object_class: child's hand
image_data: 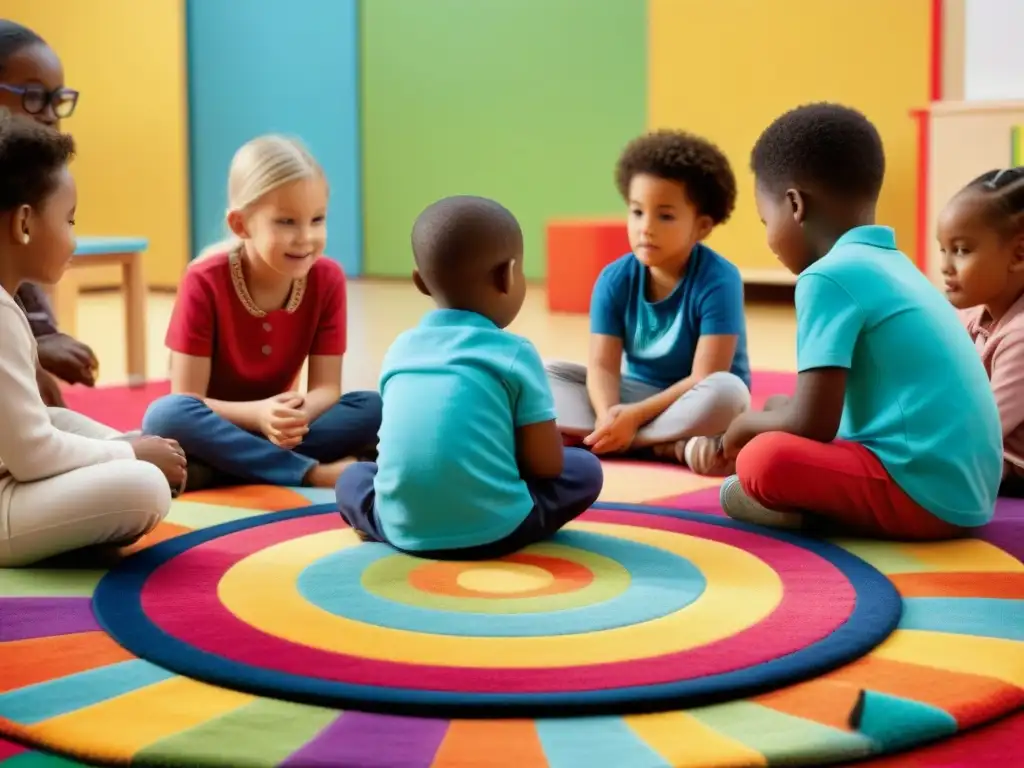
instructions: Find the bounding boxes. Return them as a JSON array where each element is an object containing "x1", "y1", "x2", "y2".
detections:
[
  {"x1": 584, "y1": 404, "x2": 641, "y2": 455},
  {"x1": 722, "y1": 414, "x2": 757, "y2": 460},
  {"x1": 131, "y1": 436, "x2": 187, "y2": 491},
  {"x1": 259, "y1": 392, "x2": 309, "y2": 449}
]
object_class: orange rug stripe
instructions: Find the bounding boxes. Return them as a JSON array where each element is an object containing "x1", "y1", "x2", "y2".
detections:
[
  {"x1": 889, "y1": 571, "x2": 1024, "y2": 598},
  {"x1": 430, "y1": 720, "x2": 546, "y2": 767},
  {"x1": 755, "y1": 679, "x2": 863, "y2": 731},
  {"x1": 179, "y1": 485, "x2": 311, "y2": 511},
  {"x1": 121, "y1": 522, "x2": 192, "y2": 555},
  {"x1": 821, "y1": 657, "x2": 1024, "y2": 727},
  {"x1": 0, "y1": 633, "x2": 135, "y2": 693}
]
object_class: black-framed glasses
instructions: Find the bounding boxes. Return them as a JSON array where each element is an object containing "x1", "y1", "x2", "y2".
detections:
[{"x1": 0, "y1": 84, "x2": 78, "y2": 119}]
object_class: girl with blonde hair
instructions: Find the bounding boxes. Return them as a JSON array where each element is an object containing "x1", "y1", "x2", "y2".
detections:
[{"x1": 142, "y1": 135, "x2": 381, "y2": 489}]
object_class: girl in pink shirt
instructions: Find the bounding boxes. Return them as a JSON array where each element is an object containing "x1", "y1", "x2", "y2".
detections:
[{"x1": 938, "y1": 167, "x2": 1024, "y2": 494}]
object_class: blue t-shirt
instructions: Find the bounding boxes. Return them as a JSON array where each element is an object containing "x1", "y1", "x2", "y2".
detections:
[
  {"x1": 796, "y1": 226, "x2": 1002, "y2": 527},
  {"x1": 590, "y1": 245, "x2": 751, "y2": 390},
  {"x1": 373, "y1": 309, "x2": 557, "y2": 551}
]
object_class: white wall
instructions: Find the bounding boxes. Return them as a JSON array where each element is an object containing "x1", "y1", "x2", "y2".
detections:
[{"x1": 964, "y1": 0, "x2": 1024, "y2": 100}]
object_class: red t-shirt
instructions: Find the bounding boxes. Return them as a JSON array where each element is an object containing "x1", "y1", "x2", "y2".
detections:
[{"x1": 165, "y1": 252, "x2": 347, "y2": 402}]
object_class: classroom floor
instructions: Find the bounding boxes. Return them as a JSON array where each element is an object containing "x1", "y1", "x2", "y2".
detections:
[{"x1": 76, "y1": 280, "x2": 799, "y2": 389}]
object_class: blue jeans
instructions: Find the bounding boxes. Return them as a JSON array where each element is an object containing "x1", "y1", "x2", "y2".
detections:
[
  {"x1": 142, "y1": 392, "x2": 382, "y2": 487},
  {"x1": 335, "y1": 447, "x2": 604, "y2": 559}
]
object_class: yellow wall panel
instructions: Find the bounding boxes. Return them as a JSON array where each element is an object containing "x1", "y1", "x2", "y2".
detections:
[
  {"x1": 3, "y1": 0, "x2": 190, "y2": 289},
  {"x1": 649, "y1": 0, "x2": 931, "y2": 278}
]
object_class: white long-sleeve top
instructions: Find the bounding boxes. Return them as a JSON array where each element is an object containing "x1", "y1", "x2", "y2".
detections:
[{"x1": 0, "y1": 285, "x2": 133, "y2": 483}]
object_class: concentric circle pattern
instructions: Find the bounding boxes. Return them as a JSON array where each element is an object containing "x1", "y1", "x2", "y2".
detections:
[
  {"x1": 1, "y1": 471, "x2": 1023, "y2": 768},
  {"x1": 92, "y1": 502, "x2": 901, "y2": 716}
]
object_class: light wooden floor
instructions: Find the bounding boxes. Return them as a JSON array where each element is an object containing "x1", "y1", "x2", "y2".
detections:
[{"x1": 75, "y1": 280, "x2": 798, "y2": 390}]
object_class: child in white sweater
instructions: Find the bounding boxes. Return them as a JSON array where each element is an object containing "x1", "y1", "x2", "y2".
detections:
[{"x1": 0, "y1": 113, "x2": 185, "y2": 566}]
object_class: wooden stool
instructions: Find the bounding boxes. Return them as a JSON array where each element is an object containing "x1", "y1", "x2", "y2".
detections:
[
  {"x1": 546, "y1": 218, "x2": 630, "y2": 314},
  {"x1": 50, "y1": 237, "x2": 149, "y2": 387}
]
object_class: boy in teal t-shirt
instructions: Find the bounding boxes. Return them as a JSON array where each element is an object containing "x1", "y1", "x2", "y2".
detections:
[
  {"x1": 717, "y1": 103, "x2": 1001, "y2": 540},
  {"x1": 334, "y1": 196, "x2": 603, "y2": 556}
]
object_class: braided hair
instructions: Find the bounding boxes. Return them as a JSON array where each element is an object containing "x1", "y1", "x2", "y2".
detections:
[{"x1": 961, "y1": 168, "x2": 1024, "y2": 235}]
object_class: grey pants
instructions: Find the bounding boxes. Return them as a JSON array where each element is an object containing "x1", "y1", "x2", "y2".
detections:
[{"x1": 544, "y1": 361, "x2": 751, "y2": 447}]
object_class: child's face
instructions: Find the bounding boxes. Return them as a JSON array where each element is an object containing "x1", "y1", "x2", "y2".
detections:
[
  {"x1": 0, "y1": 43, "x2": 72, "y2": 130},
  {"x1": 754, "y1": 181, "x2": 812, "y2": 274},
  {"x1": 8, "y1": 167, "x2": 77, "y2": 285},
  {"x1": 937, "y1": 193, "x2": 1024, "y2": 310},
  {"x1": 627, "y1": 174, "x2": 711, "y2": 270},
  {"x1": 231, "y1": 176, "x2": 328, "y2": 280}
]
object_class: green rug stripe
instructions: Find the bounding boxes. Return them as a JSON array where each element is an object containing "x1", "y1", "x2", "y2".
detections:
[
  {"x1": 0, "y1": 570, "x2": 102, "y2": 598},
  {"x1": 828, "y1": 539, "x2": 930, "y2": 574},
  {"x1": 0, "y1": 752, "x2": 86, "y2": 767},
  {"x1": 166, "y1": 501, "x2": 268, "y2": 530},
  {"x1": 691, "y1": 702, "x2": 875, "y2": 764},
  {"x1": 134, "y1": 699, "x2": 340, "y2": 767}
]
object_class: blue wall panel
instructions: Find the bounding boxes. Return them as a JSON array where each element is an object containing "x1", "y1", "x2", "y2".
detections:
[{"x1": 186, "y1": 0, "x2": 362, "y2": 275}]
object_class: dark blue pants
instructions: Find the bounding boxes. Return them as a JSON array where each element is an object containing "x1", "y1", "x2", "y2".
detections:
[
  {"x1": 335, "y1": 447, "x2": 604, "y2": 559},
  {"x1": 142, "y1": 392, "x2": 382, "y2": 487}
]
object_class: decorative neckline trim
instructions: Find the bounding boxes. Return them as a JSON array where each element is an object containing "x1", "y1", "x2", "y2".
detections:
[{"x1": 228, "y1": 247, "x2": 306, "y2": 317}]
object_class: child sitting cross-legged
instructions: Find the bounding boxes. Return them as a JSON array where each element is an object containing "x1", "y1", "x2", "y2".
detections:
[
  {"x1": 545, "y1": 130, "x2": 751, "y2": 476},
  {"x1": 335, "y1": 196, "x2": 604, "y2": 558},
  {"x1": 718, "y1": 103, "x2": 1002, "y2": 540}
]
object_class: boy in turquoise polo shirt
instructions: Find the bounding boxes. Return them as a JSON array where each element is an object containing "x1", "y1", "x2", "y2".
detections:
[
  {"x1": 335, "y1": 196, "x2": 603, "y2": 556},
  {"x1": 718, "y1": 103, "x2": 1001, "y2": 540}
]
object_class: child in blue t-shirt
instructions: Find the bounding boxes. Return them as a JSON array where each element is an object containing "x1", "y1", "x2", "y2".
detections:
[
  {"x1": 718, "y1": 103, "x2": 1002, "y2": 540},
  {"x1": 545, "y1": 130, "x2": 751, "y2": 477},
  {"x1": 334, "y1": 196, "x2": 603, "y2": 557}
]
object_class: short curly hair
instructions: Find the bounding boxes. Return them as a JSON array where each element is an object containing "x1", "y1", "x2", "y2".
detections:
[
  {"x1": 750, "y1": 103, "x2": 885, "y2": 200},
  {"x1": 615, "y1": 130, "x2": 737, "y2": 225},
  {"x1": 0, "y1": 111, "x2": 75, "y2": 212}
]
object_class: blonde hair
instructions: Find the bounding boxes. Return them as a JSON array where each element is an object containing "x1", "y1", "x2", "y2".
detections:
[{"x1": 195, "y1": 134, "x2": 324, "y2": 262}]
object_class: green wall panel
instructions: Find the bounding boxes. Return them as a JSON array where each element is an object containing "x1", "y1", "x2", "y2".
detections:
[{"x1": 361, "y1": 0, "x2": 647, "y2": 279}]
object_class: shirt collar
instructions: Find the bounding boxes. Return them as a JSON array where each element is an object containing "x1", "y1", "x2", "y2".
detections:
[
  {"x1": 830, "y1": 225, "x2": 898, "y2": 252},
  {"x1": 419, "y1": 308, "x2": 498, "y2": 329}
]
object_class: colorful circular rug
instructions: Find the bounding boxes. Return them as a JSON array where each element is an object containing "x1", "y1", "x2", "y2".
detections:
[
  {"x1": 0, "y1": 472, "x2": 1022, "y2": 767},
  {"x1": 91, "y1": 503, "x2": 900, "y2": 717}
]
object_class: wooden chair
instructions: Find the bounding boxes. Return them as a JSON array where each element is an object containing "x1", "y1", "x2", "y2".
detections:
[{"x1": 49, "y1": 236, "x2": 149, "y2": 387}]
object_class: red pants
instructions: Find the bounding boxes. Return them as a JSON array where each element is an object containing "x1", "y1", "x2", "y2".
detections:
[{"x1": 736, "y1": 432, "x2": 964, "y2": 541}]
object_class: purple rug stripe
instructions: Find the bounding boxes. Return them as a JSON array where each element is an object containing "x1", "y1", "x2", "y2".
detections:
[
  {"x1": 0, "y1": 597, "x2": 98, "y2": 642},
  {"x1": 282, "y1": 712, "x2": 448, "y2": 767},
  {"x1": 995, "y1": 497, "x2": 1024, "y2": 520},
  {"x1": 979, "y1": 519, "x2": 1024, "y2": 563}
]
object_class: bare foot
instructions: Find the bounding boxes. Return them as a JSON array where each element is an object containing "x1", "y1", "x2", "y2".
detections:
[{"x1": 304, "y1": 458, "x2": 355, "y2": 488}]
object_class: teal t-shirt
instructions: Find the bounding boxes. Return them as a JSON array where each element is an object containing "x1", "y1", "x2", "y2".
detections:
[
  {"x1": 796, "y1": 226, "x2": 1002, "y2": 527},
  {"x1": 373, "y1": 309, "x2": 557, "y2": 550}
]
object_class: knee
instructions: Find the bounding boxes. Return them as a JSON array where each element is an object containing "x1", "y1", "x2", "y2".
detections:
[
  {"x1": 543, "y1": 359, "x2": 584, "y2": 382},
  {"x1": 342, "y1": 391, "x2": 383, "y2": 433},
  {"x1": 735, "y1": 432, "x2": 801, "y2": 493},
  {"x1": 565, "y1": 447, "x2": 604, "y2": 492},
  {"x1": 703, "y1": 372, "x2": 752, "y2": 415},
  {"x1": 142, "y1": 394, "x2": 206, "y2": 440},
  {"x1": 112, "y1": 461, "x2": 173, "y2": 532}
]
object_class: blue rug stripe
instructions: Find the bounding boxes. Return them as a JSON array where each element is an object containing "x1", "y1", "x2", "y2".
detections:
[
  {"x1": 899, "y1": 598, "x2": 1024, "y2": 641},
  {"x1": 91, "y1": 502, "x2": 903, "y2": 717},
  {"x1": 853, "y1": 691, "x2": 959, "y2": 752},
  {"x1": 535, "y1": 717, "x2": 670, "y2": 768},
  {"x1": 0, "y1": 660, "x2": 174, "y2": 725},
  {"x1": 298, "y1": 529, "x2": 705, "y2": 637}
]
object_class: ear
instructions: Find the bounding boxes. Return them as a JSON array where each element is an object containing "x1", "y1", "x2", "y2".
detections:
[
  {"x1": 494, "y1": 259, "x2": 515, "y2": 295},
  {"x1": 693, "y1": 214, "x2": 714, "y2": 242},
  {"x1": 785, "y1": 189, "x2": 807, "y2": 225},
  {"x1": 1010, "y1": 233, "x2": 1024, "y2": 273},
  {"x1": 9, "y1": 204, "x2": 31, "y2": 245},
  {"x1": 412, "y1": 269, "x2": 431, "y2": 296},
  {"x1": 226, "y1": 209, "x2": 249, "y2": 239}
]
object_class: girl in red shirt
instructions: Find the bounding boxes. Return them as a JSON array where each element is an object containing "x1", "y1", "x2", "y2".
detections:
[{"x1": 142, "y1": 136, "x2": 381, "y2": 489}]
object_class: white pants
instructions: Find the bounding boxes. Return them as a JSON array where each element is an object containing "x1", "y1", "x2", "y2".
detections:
[
  {"x1": 544, "y1": 361, "x2": 751, "y2": 447},
  {"x1": 0, "y1": 408, "x2": 170, "y2": 567}
]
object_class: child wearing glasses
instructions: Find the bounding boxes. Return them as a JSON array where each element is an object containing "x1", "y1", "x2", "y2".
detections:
[{"x1": 0, "y1": 20, "x2": 96, "y2": 408}]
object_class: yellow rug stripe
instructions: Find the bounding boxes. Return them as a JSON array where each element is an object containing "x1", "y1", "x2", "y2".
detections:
[
  {"x1": 219, "y1": 522, "x2": 781, "y2": 667},
  {"x1": 626, "y1": 711, "x2": 768, "y2": 767},
  {"x1": 870, "y1": 630, "x2": 1024, "y2": 688},
  {"x1": 893, "y1": 540, "x2": 1024, "y2": 573},
  {"x1": 26, "y1": 677, "x2": 254, "y2": 761}
]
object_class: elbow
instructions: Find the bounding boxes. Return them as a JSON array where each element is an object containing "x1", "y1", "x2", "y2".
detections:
[
  {"x1": 524, "y1": 453, "x2": 565, "y2": 481},
  {"x1": 790, "y1": 413, "x2": 839, "y2": 444}
]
